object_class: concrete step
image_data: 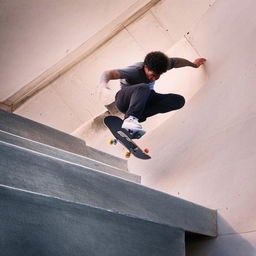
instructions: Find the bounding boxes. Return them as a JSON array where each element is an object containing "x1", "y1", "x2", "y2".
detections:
[
  {"x1": 0, "y1": 130, "x2": 140, "y2": 183},
  {"x1": 0, "y1": 109, "x2": 127, "y2": 170},
  {"x1": 0, "y1": 185, "x2": 185, "y2": 256},
  {"x1": 0, "y1": 140, "x2": 217, "y2": 237},
  {"x1": 86, "y1": 145, "x2": 128, "y2": 171}
]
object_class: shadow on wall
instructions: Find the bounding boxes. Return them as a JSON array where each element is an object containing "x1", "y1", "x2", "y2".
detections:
[{"x1": 186, "y1": 215, "x2": 256, "y2": 256}]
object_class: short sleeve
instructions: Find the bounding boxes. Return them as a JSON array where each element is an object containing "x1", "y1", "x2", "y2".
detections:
[
  {"x1": 168, "y1": 58, "x2": 177, "y2": 70},
  {"x1": 117, "y1": 62, "x2": 143, "y2": 79}
]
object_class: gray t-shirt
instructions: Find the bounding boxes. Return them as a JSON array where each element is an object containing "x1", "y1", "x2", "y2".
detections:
[{"x1": 117, "y1": 58, "x2": 176, "y2": 90}]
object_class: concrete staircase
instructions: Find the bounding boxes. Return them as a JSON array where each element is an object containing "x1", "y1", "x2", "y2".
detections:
[{"x1": 0, "y1": 109, "x2": 217, "y2": 255}]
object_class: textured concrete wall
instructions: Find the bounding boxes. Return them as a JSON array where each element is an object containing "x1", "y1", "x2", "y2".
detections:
[
  {"x1": 0, "y1": 129, "x2": 137, "y2": 182},
  {"x1": 0, "y1": 109, "x2": 87, "y2": 155},
  {"x1": 0, "y1": 109, "x2": 130, "y2": 171},
  {"x1": 0, "y1": 139, "x2": 216, "y2": 236},
  {"x1": 0, "y1": 185, "x2": 185, "y2": 256}
]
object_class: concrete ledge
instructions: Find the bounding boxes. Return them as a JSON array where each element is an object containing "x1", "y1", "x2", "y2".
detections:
[
  {"x1": 0, "y1": 109, "x2": 127, "y2": 170},
  {"x1": 86, "y1": 146, "x2": 128, "y2": 171},
  {"x1": 0, "y1": 140, "x2": 217, "y2": 237},
  {"x1": 0, "y1": 109, "x2": 87, "y2": 155},
  {"x1": 0, "y1": 130, "x2": 139, "y2": 183},
  {"x1": 0, "y1": 102, "x2": 11, "y2": 112},
  {"x1": 0, "y1": 185, "x2": 185, "y2": 256}
]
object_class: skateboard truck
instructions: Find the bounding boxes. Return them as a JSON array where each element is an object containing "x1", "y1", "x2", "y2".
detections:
[
  {"x1": 108, "y1": 138, "x2": 117, "y2": 145},
  {"x1": 108, "y1": 137, "x2": 150, "y2": 158},
  {"x1": 104, "y1": 116, "x2": 151, "y2": 160}
]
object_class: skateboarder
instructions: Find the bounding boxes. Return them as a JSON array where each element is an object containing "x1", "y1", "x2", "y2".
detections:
[{"x1": 99, "y1": 51, "x2": 206, "y2": 137}]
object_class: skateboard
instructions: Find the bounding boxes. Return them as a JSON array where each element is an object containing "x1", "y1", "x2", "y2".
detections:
[{"x1": 104, "y1": 116, "x2": 151, "y2": 160}]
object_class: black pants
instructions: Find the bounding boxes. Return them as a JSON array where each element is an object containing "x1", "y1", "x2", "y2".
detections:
[{"x1": 115, "y1": 83, "x2": 185, "y2": 122}]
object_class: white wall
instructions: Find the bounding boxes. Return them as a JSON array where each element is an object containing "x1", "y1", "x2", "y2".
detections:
[
  {"x1": 0, "y1": 0, "x2": 139, "y2": 101},
  {"x1": 128, "y1": 0, "x2": 256, "y2": 254},
  {"x1": 14, "y1": 0, "x2": 213, "y2": 134}
]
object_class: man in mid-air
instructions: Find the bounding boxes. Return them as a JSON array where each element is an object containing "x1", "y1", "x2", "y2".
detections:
[{"x1": 99, "y1": 51, "x2": 206, "y2": 137}]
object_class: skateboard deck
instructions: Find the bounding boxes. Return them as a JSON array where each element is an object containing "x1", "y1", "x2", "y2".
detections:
[{"x1": 104, "y1": 116, "x2": 151, "y2": 160}]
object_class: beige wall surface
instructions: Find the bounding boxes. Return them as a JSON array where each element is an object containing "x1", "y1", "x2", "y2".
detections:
[
  {"x1": 0, "y1": 0, "x2": 140, "y2": 101},
  {"x1": 128, "y1": 0, "x2": 256, "y2": 255},
  {"x1": 14, "y1": 0, "x2": 212, "y2": 134}
]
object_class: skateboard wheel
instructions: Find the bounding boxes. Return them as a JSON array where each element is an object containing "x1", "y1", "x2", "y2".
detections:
[
  {"x1": 108, "y1": 139, "x2": 117, "y2": 145},
  {"x1": 144, "y1": 148, "x2": 149, "y2": 153},
  {"x1": 124, "y1": 152, "x2": 131, "y2": 158}
]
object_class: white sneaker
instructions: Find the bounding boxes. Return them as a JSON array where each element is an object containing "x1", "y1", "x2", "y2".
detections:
[{"x1": 122, "y1": 116, "x2": 146, "y2": 137}]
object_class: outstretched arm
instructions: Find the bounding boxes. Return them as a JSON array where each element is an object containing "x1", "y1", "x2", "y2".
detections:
[
  {"x1": 99, "y1": 70, "x2": 121, "y2": 89},
  {"x1": 173, "y1": 57, "x2": 206, "y2": 68}
]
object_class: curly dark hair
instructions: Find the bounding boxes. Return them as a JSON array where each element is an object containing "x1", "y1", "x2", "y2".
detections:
[{"x1": 144, "y1": 51, "x2": 169, "y2": 74}]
